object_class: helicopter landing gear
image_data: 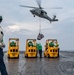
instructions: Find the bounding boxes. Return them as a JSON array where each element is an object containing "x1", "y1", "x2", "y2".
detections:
[{"x1": 34, "y1": 15, "x2": 35, "y2": 17}]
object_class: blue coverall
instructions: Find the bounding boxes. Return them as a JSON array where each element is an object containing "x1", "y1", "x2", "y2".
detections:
[{"x1": 0, "y1": 48, "x2": 8, "y2": 75}]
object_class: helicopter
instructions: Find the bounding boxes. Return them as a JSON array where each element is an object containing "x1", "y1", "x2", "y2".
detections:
[{"x1": 20, "y1": 0, "x2": 61, "y2": 23}]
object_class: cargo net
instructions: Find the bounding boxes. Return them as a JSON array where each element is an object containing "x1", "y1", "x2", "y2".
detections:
[
  {"x1": 37, "y1": 32, "x2": 44, "y2": 40},
  {"x1": 37, "y1": 18, "x2": 44, "y2": 40}
]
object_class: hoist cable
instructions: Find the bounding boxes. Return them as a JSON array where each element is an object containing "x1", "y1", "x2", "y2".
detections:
[{"x1": 39, "y1": 18, "x2": 41, "y2": 33}]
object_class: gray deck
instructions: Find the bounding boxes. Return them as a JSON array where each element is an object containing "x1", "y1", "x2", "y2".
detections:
[{"x1": 2, "y1": 51, "x2": 74, "y2": 75}]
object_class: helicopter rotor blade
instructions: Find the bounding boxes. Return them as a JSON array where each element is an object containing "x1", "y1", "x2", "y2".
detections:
[
  {"x1": 19, "y1": 5, "x2": 38, "y2": 8},
  {"x1": 36, "y1": 0, "x2": 42, "y2": 8},
  {"x1": 48, "y1": 7, "x2": 63, "y2": 9}
]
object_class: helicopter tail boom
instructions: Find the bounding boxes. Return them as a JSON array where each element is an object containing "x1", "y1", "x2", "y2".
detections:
[{"x1": 48, "y1": 15, "x2": 58, "y2": 23}]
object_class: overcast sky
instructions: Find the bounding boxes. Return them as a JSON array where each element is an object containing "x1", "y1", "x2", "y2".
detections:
[{"x1": 0, "y1": 0, "x2": 74, "y2": 51}]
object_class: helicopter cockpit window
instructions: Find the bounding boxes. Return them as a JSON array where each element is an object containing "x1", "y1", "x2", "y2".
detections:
[
  {"x1": 41, "y1": 11, "x2": 44, "y2": 15},
  {"x1": 45, "y1": 12, "x2": 47, "y2": 14}
]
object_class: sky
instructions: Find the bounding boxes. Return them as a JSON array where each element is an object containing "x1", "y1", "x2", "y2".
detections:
[{"x1": 0, "y1": 0, "x2": 74, "y2": 51}]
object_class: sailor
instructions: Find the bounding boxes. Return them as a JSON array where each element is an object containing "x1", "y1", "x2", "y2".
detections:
[
  {"x1": 38, "y1": 43, "x2": 42, "y2": 58},
  {"x1": 0, "y1": 17, "x2": 8, "y2": 75}
]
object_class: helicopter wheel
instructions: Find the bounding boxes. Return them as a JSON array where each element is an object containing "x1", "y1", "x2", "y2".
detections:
[{"x1": 34, "y1": 15, "x2": 35, "y2": 17}]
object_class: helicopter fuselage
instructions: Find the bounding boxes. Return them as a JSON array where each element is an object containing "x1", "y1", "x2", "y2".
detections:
[
  {"x1": 30, "y1": 8, "x2": 58, "y2": 23},
  {"x1": 30, "y1": 8, "x2": 48, "y2": 18}
]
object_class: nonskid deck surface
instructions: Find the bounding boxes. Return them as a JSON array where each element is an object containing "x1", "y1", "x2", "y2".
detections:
[{"x1": 2, "y1": 51, "x2": 74, "y2": 75}]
